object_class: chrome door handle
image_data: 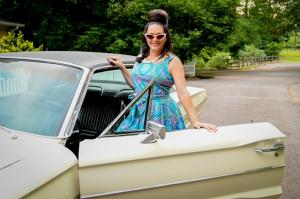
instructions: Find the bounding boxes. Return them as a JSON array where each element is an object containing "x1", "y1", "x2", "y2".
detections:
[{"x1": 255, "y1": 143, "x2": 285, "y2": 157}]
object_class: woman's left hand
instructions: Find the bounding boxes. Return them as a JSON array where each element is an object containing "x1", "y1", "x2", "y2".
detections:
[{"x1": 193, "y1": 121, "x2": 218, "y2": 133}]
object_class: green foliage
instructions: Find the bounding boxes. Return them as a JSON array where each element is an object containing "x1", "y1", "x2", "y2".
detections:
[
  {"x1": 227, "y1": 0, "x2": 294, "y2": 57},
  {"x1": 264, "y1": 42, "x2": 283, "y2": 56},
  {"x1": 36, "y1": 15, "x2": 76, "y2": 50},
  {"x1": 284, "y1": 32, "x2": 300, "y2": 49},
  {"x1": 0, "y1": 0, "x2": 239, "y2": 60},
  {"x1": 238, "y1": 45, "x2": 266, "y2": 58},
  {"x1": 171, "y1": 33, "x2": 191, "y2": 61},
  {"x1": 207, "y1": 52, "x2": 232, "y2": 70},
  {"x1": 194, "y1": 50, "x2": 231, "y2": 70},
  {"x1": 106, "y1": 39, "x2": 128, "y2": 53},
  {"x1": 194, "y1": 57, "x2": 208, "y2": 70},
  {"x1": 73, "y1": 27, "x2": 104, "y2": 51},
  {"x1": 198, "y1": 47, "x2": 218, "y2": 62},
  {"x1": 1, "y1": 0, "x2": 298, "y2": 63},
  {"x1": 226, "y1": 16, "x2": 261, "y2": 56},
  {"x1": 0, "y1": 31, "x2": 43, "y2": 53},
  {"x1": 283, "y1": 0, "x2": 300, "y2": 33}
]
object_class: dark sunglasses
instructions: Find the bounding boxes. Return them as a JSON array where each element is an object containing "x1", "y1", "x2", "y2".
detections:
[{"x1": 144, "y1": 33, "x2": 167, "y2": 40}]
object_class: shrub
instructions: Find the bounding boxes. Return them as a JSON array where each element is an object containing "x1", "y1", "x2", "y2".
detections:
[
  {"x1": 238, "y1": 44, "x2": 266, "y2": 58},
  {"x1": 198, "y1": 47, "x2": 218, "y2": 62},
  {"x1": 0, "y1": 31, "x2": 43, "y2": 53},
  {"x1": 264, "y1": 42, "x2": 283, "y2": 56},
  {"x1": 207, "y1": 52, "x2": 232, "y2": 70},
  {"x1": 194, "y1": 57, "x2": 211, "y2": 70}
]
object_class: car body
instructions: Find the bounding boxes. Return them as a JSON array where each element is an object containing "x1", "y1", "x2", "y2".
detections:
[{"x1": 0, "y1": 51, "x2": 286, "y2": 199}]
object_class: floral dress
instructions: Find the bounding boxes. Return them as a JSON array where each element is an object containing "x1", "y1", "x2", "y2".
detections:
[{"x1": 116, "y1": 54, "x2": 186, "y2": 132}]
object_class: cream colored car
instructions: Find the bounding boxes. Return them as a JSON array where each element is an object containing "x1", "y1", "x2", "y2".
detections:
[{"x1": 0, "y1": 51, "x2": 286, "y2": 199}]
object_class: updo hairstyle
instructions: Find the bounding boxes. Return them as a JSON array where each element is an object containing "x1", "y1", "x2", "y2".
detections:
[{"x1": 136, "y1": 9, "x2": 172, "y2": 63}]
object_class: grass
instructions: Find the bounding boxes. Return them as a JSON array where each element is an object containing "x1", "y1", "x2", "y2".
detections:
[{"x1": 279, "y1": 51, "x2": 300, "y2": 62}]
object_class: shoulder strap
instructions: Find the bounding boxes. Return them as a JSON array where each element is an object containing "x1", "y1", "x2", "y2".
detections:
[{"x1": 164, "y1": 53, "x2": 176, "y2": 64}]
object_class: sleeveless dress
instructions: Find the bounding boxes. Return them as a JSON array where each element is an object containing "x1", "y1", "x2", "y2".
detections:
[{"x1": 116, "y1": 54, "x2": 186, "y2": 132}]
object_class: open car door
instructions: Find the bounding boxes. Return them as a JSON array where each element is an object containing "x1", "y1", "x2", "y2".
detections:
[{"x1": 78, "y1": 80, "x2": 286, "y2": 199}]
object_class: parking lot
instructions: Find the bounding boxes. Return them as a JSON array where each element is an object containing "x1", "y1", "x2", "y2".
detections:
[{"x1": 187, "y1": 62, "x2": 300, "y2": 199}]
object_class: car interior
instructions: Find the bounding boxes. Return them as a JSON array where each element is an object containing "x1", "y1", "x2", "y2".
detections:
[
  {"x1": 66, "y1": 79, "x2": 135, "y2": 157},
  {"x1": 76, "y1": 81, "x2": 134, "y2": 139},
  {"x1": 66, "y1": 67, "x2": 157, "y2": 157}
]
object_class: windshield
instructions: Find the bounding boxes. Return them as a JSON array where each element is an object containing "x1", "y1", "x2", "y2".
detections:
[{"x1": 0, "y1": 59, "x2": 83, "y2": 136}]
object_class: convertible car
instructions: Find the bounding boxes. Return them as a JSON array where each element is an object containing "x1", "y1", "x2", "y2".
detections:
[{"x1": 0, "y1": 51, "x2": 286, "y2": 199}]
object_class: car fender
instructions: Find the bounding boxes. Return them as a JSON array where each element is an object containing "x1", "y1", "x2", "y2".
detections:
[{"x1": 0, "y1": 132, "x2": 79, "y2": 199}]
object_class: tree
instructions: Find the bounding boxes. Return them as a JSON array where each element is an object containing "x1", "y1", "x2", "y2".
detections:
[
  {"x1": 0, "y1": 31, "x2": 43, "y2": 53},
  {"x1": 103, "y1": 0, "x2": 239, "y2": 60},
  {"x1": 228, "y1": 0, "x2": 291, "y2": 56},
  {"x1": 2, "y1": 0, "x2": 295, "y2": 60}
]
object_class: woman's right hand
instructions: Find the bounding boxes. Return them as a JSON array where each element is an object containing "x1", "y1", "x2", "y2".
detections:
[
  {"x1": 107, "y1": 56, "x2": 134, "y2": 88},
  {"x1": 107, "y1": 56, "x2": 125, "y2": 69},
  {"x1": 193, "y1": 121, "x2": 218, "y2": 133}
]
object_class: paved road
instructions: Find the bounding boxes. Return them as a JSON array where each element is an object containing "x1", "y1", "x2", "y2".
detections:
[{"x1": 187, "y1": 62, "x2": 300, "y2": 199}]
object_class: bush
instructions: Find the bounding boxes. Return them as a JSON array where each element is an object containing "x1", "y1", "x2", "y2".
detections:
[
  {"x1": 264, "y1": 42, "x2": 283, "y2": 56},
  {"x1": 207, "y1": 52, "x2": 232, "y2": 70},
  {"x1": 198, "y1": 47, "x2": 218, "y2": 62},
  {"x1": 0, "y1": 31, "x2": 43, "y2": 53},
  {"x1": 238, "y1": 45, "x2": 266, "y2": 58},
  {"x1": 194, "y1": 57, "x2": 211, "y2": 70}
]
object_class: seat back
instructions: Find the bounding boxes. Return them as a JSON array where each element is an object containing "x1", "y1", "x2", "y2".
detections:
[{"x1": 77, "y1": 87, "x2": 122, "y2": 138}]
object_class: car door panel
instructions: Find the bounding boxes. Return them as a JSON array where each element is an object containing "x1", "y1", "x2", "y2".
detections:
[{"x1": 78, "y1": 122, "x2": 286, "y2": 199}]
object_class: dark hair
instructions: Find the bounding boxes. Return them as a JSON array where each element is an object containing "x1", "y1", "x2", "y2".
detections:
[{"x1": 136, "y1": 9, "x2": 172, "y2": 63}]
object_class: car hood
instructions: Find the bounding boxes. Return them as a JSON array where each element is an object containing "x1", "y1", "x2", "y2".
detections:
[
  {"x1": 0, "y1": 130, "x2": 54, "y2": 170},
  {"x1": 0, "y1": 130, "x2": 77, "y2": 199}
]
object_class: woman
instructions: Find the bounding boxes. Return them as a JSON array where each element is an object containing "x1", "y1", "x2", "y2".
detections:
[{"x1": 107, "y1": 9, "x2": 217, "y2": 132}]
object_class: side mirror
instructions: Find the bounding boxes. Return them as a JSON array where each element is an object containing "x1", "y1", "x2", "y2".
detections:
[{"x1": 141, "y1": 121, "x2": 166, "y2": 144}]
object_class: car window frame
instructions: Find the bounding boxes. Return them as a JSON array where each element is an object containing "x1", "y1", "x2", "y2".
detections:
[
  {"x1": 97, "y1": 79, "x2": 155, "y2": 139},
  {"x1": 97, "y1": 77, "x2": 155, "y2": 138},
  {"x1": 82, "y1": 64, "x2": 154, "y2": 138}
]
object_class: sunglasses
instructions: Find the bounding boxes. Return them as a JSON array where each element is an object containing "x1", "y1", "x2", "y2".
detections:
[{"x1": 144, "y1": 33, "x2": 167, "y2": 40}]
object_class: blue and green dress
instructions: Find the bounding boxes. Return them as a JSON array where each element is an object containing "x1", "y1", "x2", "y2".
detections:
[{"x1": 116, "y1": 54, "x2": 186, "y2": 132}]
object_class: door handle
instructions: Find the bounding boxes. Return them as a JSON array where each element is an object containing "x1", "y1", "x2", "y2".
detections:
[{"x1": 255, "y1": 143, "x2": 285, "y2": 157}]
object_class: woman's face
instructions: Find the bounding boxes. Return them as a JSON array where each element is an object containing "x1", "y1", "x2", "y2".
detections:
[{"x1": 144, "y1": 23, "x2": 167, "y2": 53}]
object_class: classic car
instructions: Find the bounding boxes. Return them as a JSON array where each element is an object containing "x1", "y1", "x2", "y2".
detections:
[{"x1": 0, "y1": 51, "x2": 286, "y2": 199}]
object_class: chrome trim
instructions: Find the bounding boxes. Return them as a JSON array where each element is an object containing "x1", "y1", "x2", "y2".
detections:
[
  {"x1": 98, "y1": 78, "x2": 156, "y2": 138},
  {"x1": 62, "y1": 67, "x2": 91, "y2": 138},
  {"x1": 0, "y1": 159, "x2": 22, "y2": 170},
  {"x1": 53, "y1": 66, "x2": 90, "y2": 138},
  {"x1": 81, "y1": 164, "x2": 285, "y2": 199},
  {"x1": 255, "y1": 143, "x2": 285, "y2": 153},
  {"x1": 0, "y1": 56, "x2": 86, "y2": 70}
]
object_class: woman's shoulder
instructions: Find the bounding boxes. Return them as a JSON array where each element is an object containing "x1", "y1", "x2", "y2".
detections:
[
  {"x1": 165, "y1": 52, "x2": 176, "y2": 59},
  {"x1": 165, "y1": 52, "x2": 182, "y2": 64}
]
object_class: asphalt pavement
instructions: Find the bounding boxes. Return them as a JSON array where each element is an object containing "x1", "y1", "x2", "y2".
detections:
[{"x1": 187, "y1": 62, "x2": 300, "y2": 199}]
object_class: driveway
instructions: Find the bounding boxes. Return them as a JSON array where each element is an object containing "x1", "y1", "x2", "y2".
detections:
[{"x1": 187, "y1": 62, "x2": 300, "y2": 199}]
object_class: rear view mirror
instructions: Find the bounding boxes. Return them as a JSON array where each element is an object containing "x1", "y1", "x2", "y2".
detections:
[{"x1": 141, "y1": 121, "x2": 166, "y2": 144}]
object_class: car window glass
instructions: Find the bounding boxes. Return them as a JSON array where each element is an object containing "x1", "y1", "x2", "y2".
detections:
[
  {"x1": 77, "y1": 68, "x2": 151, "y2": 139},
  {"x1": 91, "y1": 69, "x2": 132, "y2": 83},
  {"x1": 107, "y1": 78, "x2": 155, "y2": 136},
  {"x1": 0, "y1": 59, "x2": 83, "y2": 136}
]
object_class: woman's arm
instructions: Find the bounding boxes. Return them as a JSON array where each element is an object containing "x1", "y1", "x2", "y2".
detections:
[
  {"x1": 107, "y1": 56, "x2": 134, "y2": 89},
  {"x1": 169, "y1": 57, "x2": 217, "y2": 132}
]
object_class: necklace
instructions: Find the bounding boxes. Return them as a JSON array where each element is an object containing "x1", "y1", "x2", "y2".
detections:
[{"x1": 142, "y1": 54, "x2": 163, "y2": 64}]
